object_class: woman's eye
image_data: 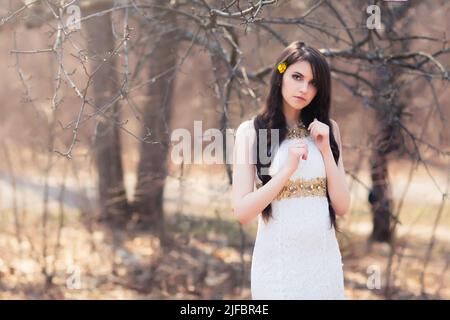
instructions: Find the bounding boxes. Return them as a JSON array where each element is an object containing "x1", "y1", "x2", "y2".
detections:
[{"x1": 293, "y1": 75, "x2": 316, "y2": 87}]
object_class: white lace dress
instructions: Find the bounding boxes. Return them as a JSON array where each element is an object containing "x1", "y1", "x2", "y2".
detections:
[{"x1": 240, "y1": 119, "x2": 345, "y2": 300}]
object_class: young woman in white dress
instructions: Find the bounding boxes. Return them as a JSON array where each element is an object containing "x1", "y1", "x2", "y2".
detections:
[{"x1": 232, "y1": 41, "x2": 351, "y2": 299}]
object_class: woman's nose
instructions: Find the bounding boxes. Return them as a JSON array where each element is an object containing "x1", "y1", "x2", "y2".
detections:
[{"x1": 298, "y1": 81, "x2": 308, "y2": 92}]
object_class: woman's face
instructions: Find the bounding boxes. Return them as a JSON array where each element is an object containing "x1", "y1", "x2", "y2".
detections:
[{"x1": 281, "y1": 60, "x2": 318, "y2": 111}]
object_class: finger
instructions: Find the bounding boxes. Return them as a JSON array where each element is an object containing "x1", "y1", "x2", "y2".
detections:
[
  {"x1": 291, "y1": 146, "x2": 305, "y2": 153},
  {"x1": 314, "y1": 128, "x2": 321, "y2": 141},
  {"x1": 309, "y1": 118, "x2": 318, "y2": 129},
  {"x1": 301, "y1": 149, "x2": 308, "y2": 160},
  {"x1": 295, "y1": 150, "x2": 304, "y2": 159},
  {"x1": 293, "y1": 140, "x2": 306, "y2": 147},
  {"x1": 310, "y1": 126, "x2": 316, "y2": 139},
  {"x1": 294, "y1": 146, "x2": 306, "y2": 153}
]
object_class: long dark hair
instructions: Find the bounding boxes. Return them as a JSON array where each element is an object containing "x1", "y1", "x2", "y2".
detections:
[{"x1": 254, "y1": 41, "x2": 340, "y2": 230}]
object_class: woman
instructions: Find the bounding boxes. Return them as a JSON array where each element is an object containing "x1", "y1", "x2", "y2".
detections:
[{"x1": 232, "y1": 41, "x2": 351, "y2": 299}]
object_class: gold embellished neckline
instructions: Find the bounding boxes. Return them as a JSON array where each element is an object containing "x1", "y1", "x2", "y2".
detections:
[{"x1": 286, "y1": 121, "x2": 309, "y2": 139}]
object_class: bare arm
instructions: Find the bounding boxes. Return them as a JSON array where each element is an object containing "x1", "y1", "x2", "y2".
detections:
[
  {"x1": 231, "y1": 120, "x2": 306, "y2": 225},
  {"x1": 322, "y1": 120, "x2": 351, "y2": 216}
]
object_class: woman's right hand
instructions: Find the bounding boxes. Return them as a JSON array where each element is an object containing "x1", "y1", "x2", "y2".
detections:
[{"x1": 284, "y1": 139, "x2": 308, "y2": 175}]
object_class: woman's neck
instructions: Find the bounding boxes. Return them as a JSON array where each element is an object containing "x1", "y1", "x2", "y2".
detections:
[{"x1": 282, "y1": 102, "x2": 301, "y2": 128}]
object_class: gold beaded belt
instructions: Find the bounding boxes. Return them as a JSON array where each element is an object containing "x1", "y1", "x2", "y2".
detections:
[{"x1": 256, "y1": 177, "x2": 327, "y2": 200}]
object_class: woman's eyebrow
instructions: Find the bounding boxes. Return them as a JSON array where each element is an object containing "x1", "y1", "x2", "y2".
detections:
[{"x1": 293, "y1": 71, "x2": 314, "y2": 81}]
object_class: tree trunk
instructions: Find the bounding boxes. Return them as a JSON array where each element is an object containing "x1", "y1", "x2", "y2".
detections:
[
  {"x1": 84, "y1": 7, "x2": 130, "y2": 224},
  {"x1": 367, "y1": 2, "x2": 414, "y2": 243},
  {"x1": 132, "y1": 3, "x2": 179, "y2": 240},
  {"x1": 210, "y1": 27, "x2": 239, "y2": 185},
  {"x1": 368, "y1": 109, "x2": 394, "y2": 243},
  {"x1": 368, "y1": 95, "x2": 407, "y2": 243}
]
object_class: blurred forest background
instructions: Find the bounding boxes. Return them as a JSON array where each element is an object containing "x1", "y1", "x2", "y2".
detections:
[{"x1": 0, "y1": 0, "x2": 449, "y2": 299}]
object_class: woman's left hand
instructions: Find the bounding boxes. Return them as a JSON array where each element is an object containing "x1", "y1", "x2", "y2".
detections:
[{"x1": 308, "y1": 118, "x2": 331, "y2": 154}]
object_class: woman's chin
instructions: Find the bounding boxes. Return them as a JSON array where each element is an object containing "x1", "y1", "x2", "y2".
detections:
[{"x1": 291, "y1": 101, "x2": 307, "y2": 110}]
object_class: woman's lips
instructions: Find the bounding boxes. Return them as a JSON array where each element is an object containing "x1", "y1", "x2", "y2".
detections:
[{"x1": 294, "y1": 96, "x2": 306, "y2": 101}]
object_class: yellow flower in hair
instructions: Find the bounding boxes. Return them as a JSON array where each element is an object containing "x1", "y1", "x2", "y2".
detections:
[{"x1": 277, "y1": 62, "x2": 287, "y2": 74}]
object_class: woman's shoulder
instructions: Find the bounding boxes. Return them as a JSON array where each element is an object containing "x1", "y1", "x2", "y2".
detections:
[
  {"x1": 234, "y1": 118, "x2": 258, "y2": 166},
  {"x1": 235, "y1": 117, "x2": 256, "y2": 136}
]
